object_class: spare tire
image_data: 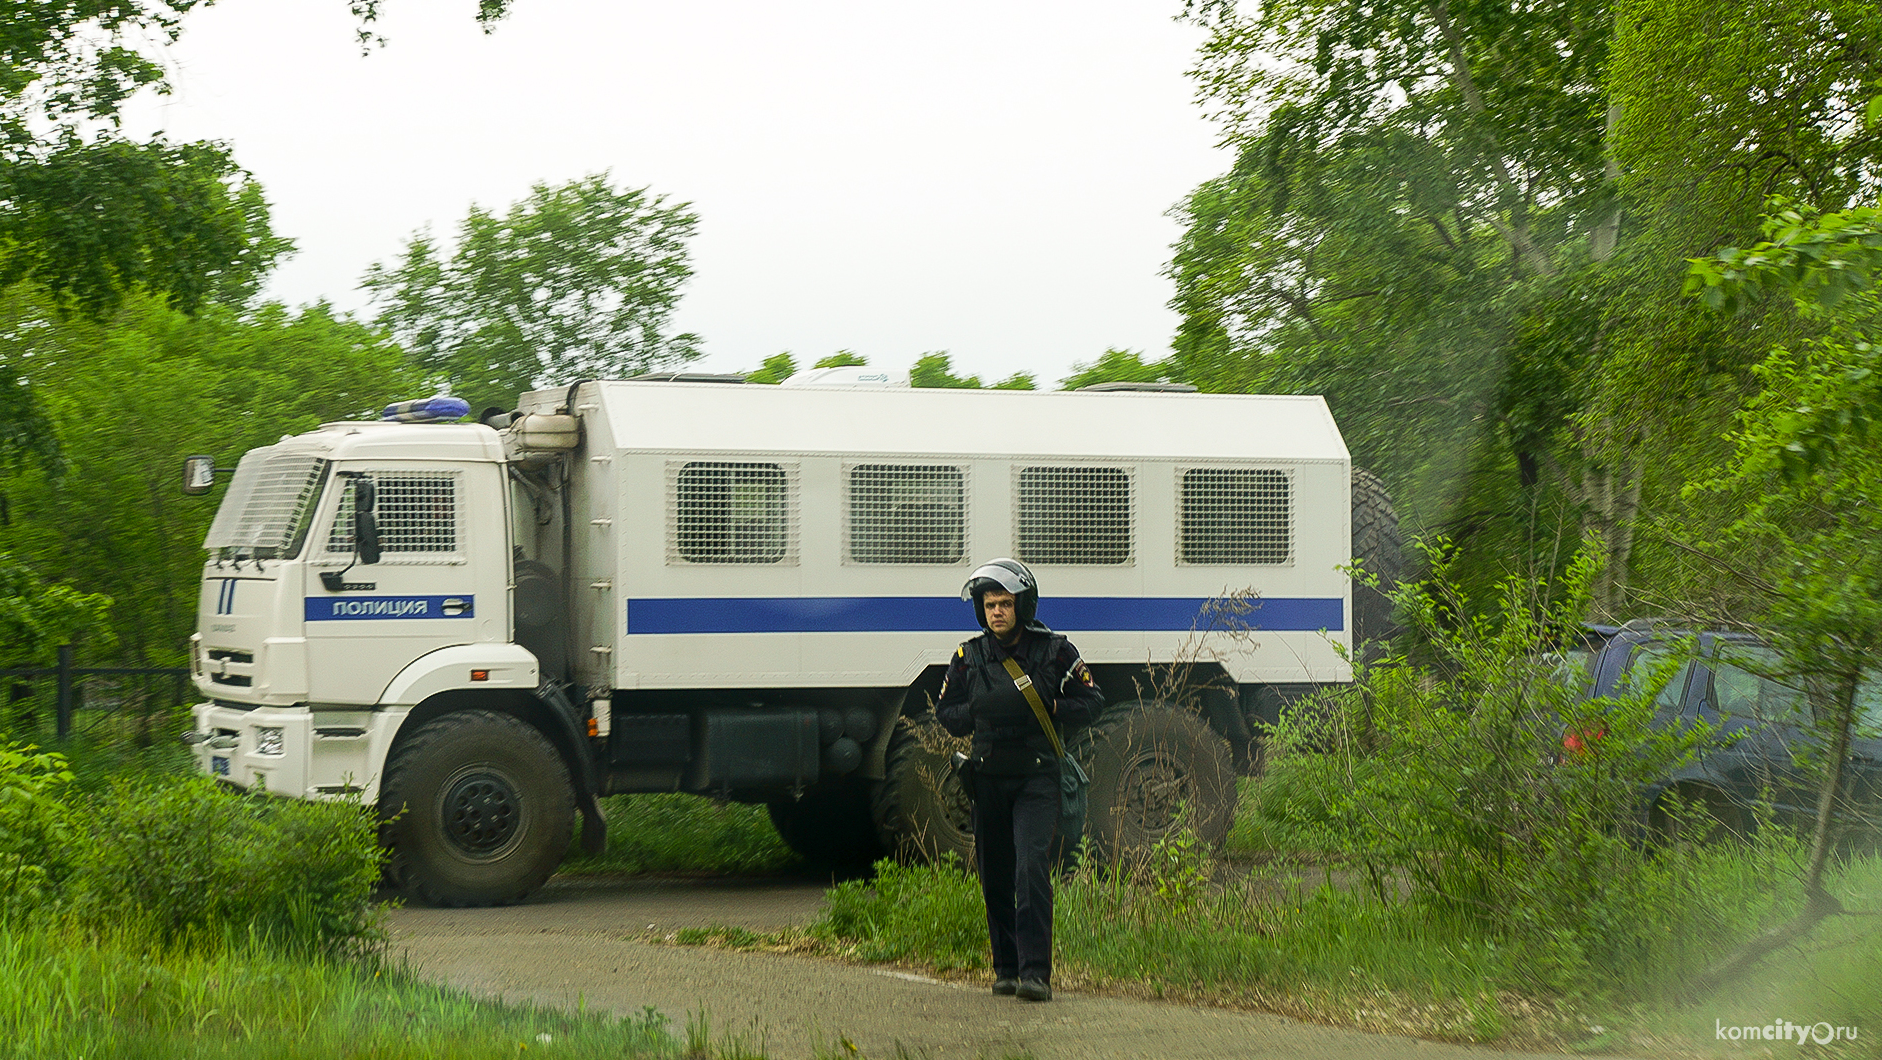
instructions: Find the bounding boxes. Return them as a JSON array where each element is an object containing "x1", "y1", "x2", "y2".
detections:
[{"x1": 1351, "y1": 466, "x2": 1402, "y2": 651}]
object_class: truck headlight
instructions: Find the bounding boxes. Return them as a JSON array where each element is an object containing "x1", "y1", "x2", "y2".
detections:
[{"x1": 255, "y1": 727, "x2": 285, "y2": 757}]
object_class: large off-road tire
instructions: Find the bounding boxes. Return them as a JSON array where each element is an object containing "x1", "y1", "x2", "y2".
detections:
[
  {"x1": 1072, "y1": 702, "x2": 1236, "y2": 858},
  {"x1": 379, "y1": 710, "x2": 575, "y2": 907},
  {"x1": 768, "y1": 779, "x2": 884, "y2": 871},
  {"x1": 872, "y1": 717, "x2": 975, "y2": 864},
  {"x1": 1351, "y1": 466, "x2": 1403, "y2": 651}
]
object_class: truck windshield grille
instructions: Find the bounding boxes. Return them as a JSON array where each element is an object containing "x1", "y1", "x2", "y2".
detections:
[{"x1": 203, "y1": 448, "x2": 329, "y2": 560}]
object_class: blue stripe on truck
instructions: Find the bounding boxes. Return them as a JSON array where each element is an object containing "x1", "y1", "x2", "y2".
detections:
[{"x1": 624, "y1": 596, "x2": 1343, "y2": 635}]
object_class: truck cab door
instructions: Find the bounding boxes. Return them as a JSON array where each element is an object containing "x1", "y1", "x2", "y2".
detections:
[{"x1": 303, "y1": 465, "x2": 506, "y2": 705}]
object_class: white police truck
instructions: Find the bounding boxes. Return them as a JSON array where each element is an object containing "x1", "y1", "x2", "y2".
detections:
[{"x1": 186, "y1": 377, "x2": 1396, "y2": 906}]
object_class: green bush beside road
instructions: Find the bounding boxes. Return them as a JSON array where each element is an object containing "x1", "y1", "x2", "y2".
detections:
[{"x1": 0, "y1": 738, "x2": 692, "y2": 1058}]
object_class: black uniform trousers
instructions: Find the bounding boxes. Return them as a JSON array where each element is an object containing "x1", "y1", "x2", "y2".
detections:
[{"x1": 972, "y1": 769, "x2": 1059, "y2": 983}]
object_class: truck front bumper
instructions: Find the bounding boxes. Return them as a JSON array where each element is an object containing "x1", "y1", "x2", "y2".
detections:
[{"x1": 189, "y1": 702, "x2": 407, "y2": 803}]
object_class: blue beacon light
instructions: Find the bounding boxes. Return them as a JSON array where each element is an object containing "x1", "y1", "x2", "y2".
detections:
[{"x1": 382, "y1": 396, "x2": 471, "y2": 423}]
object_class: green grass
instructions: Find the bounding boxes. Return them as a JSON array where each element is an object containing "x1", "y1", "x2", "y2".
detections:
[
  {"x1": 779, "y1": 840, "x2": 1876, "y2": 1048},
  {"x1": 0, "y1": 923, "x2": 684, "y2": 1059},
  {"x1": 563, "y1": 793, "x2": 800, "y2": 876},
  {"x1": 1613, "y1": 854, "x2": 1882, "y2": 1058}
]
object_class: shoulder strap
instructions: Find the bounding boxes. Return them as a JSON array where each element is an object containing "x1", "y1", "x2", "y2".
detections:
[{"x1": 1001, "y1": 656, "x2": 1066, "y2": 758}]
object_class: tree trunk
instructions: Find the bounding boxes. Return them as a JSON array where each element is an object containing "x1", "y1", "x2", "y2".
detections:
[
  {"x1": 1580, "y1": 458, "x2": 1641, "y2": 616},
  {"x1": 1591, "y1": 103, "x2": 1624, "y2": 262}
]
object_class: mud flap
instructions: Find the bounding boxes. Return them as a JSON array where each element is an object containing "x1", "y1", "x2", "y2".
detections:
[
  {"x1": 536, "y1": 680, "x2": 610, "y2": 856},
  {"x1": 579, "y1": 790, "x2": 607, "y2": 854}
]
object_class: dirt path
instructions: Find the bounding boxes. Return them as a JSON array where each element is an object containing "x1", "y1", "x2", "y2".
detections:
[{"x1": 387, "y1": 874, "x2": 1586, "y2": 1060}]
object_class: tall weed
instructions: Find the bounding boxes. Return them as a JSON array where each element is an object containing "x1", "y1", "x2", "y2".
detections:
[{"x1": 815, "y1": 855, "x2": 987, "y2": 969}]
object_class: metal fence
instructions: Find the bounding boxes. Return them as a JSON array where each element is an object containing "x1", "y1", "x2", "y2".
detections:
[{"x1": 0, "y1": 645, "x2": 192, "y2": 741}]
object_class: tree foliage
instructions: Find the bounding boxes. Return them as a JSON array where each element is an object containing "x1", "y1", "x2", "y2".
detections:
[
  {"x1": 1674, "y1": 200, "x2": 1882, "y2": 993},
  {"x1": 0, "y1": 3, "x2": 290, "y2": 319},
  {"x1": 364, "y1": 173, "x2": 702, "y2": 412},
  {"x1": 0, "y1": 552, "x2": 112, "y2": 669},
  {"x1": 1170, "y1": 0, "x2": 1882, "y2": 613},
  {"x1": 743, "y1": 352, "x2": 797, "y2": 385},
  {"x1": 0, "y1": 291, "x2": 414, "y2": 665},
  {"x1": 909, "y1": 352, "x2": 1033, "y2": 390},
  {"x1": 1059, "y1": 348, "x2": 1182, "y2": 390}
]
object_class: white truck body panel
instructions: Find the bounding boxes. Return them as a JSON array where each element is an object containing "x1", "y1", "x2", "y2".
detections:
[
  {"x1": 192, "y1": 382, "x2": 1357, "y2": 808},
  {"x1": 518, "y1": 382, "x2": 1354, "y2": 693}
]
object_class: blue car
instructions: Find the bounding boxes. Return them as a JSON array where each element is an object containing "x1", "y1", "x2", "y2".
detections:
[{"x1": 1577, "y1": 625, "x2": 1882, "y2": 838}]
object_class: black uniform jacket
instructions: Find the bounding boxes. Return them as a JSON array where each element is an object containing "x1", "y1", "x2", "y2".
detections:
[{"x1": 935, "y1": 622, "x2": 1103, "y2": 775}]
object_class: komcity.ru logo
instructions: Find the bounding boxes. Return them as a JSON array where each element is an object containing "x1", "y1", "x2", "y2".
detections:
[{"x1": 1716, "y1": 1019, "x2": 1860, "y2": 1045}]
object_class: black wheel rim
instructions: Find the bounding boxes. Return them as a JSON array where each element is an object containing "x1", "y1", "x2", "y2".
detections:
[
  {"x1": 1121, "y1": 749, "x2": 1194, "y2": 837},
  {"x1": 441, "y1": 770, "x2": 523, "y2": 859}
]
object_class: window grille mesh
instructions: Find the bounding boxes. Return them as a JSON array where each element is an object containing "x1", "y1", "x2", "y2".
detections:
[
  {"x1": 1179, "y1": 468, "x2": 1291, "y2": 565},
  {"x1": 672, "y1": 462, "x2": 793, "y2": 564},
  {"x1": 327, "y1": 472, "x2": 459, "y2": 554},
  {"x1": 1016, "y1": 467, "x2": 1131, "y2": 565},
  {"x1": 847, "y1": 465, "x2": 966, "y2": 564},
  {"x1": 203, "y1": 448, "x2": 328, "y2": 559}
]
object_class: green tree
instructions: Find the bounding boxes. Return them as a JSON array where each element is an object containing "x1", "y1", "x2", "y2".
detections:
[
  {"x1": 1171, "y1": 0, "x2": 1882, "y2": 615},
  {"x1": 364, "y1": 173, "x2": 702, "y2": 412},
  {"x1": 813, "y1": 351, "x2": 867, "y2": 369},
  {"x1": 743, "y1": 352, "x2": 797, "y2": 385},
  {"x1": 0, "y1": 552, "x2": 112, "y2": 669},
  {"x1": 1059, "y1": 349, "x2": 1181, "y2": 390},
  {"x1": 910, "y1": 352, "x2": 981, "y2": 389},
  {"x1": 1171, "y1": 0, "x2": 1616, "y2": 602},
  {"x1": 0, "y1": 291, "x2": 414, "y2": 665},
  {"x1": 0, "y1": 2, "x2": 297, "y2": 473},
  {"x1": 908, "y1": 352, "x2": 1032, "y2": 390},
  {"x1": 1678, "y1": 201, "x2": 1882, "y2": 993}
]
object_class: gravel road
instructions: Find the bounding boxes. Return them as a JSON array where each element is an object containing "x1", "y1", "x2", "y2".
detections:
[{"x1": 387, "y1": 874, "x2": 1586, "y2": 1060}]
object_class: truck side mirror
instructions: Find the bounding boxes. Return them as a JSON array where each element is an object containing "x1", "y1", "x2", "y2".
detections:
[
  {"x1": 183, "y1": 455, "x2": 217, "y2": 495},
  {"x1": 354, "y1": 477, "x2": 382, "y2": 565}
]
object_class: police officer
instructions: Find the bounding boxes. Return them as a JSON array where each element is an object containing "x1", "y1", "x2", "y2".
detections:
[{"x1": 936, "y1": 559, "x2": 1102, "y2": 1002}]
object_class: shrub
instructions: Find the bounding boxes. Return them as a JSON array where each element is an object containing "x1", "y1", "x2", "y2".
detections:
[
  {"x1": 0, "y1": 741, "x2": 74, "y2": 918},
  {"x1": 65, "y1": 775, "x2": 383, "y2": 954},
  {"x1": 1253, "y1": 541, "x2": 1800, "y2": 996}
]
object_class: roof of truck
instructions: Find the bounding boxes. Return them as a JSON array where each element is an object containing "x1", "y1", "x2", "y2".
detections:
[{"x1": 524, "y1": 381, "x2": 1348, "y2": 462}]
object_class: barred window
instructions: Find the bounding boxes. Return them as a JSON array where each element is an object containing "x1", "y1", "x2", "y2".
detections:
[
  {"x1": 327, "y1": 472, "x2": 458, "y2": 554},
  {"x1": 204, "y1": 448, "x2": 328, "y2": 560},
  {"x1": 1179, "y1": 468, "x2": 1290, "y2": 565},
  {"x1": 848, "y1": 465, "x2": 965, "y2": 564},
  {"x1": 1016, "y1": 467, "x2": 1131, "y2": 565},
  {"x1": 673, "y1": 462, "x2": 791, "y2": 564}
]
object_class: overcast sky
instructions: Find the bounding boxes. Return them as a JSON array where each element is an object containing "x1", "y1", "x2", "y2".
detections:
[{"x1": 124, "y1": 0, "x2": 1232, "y2": 389}]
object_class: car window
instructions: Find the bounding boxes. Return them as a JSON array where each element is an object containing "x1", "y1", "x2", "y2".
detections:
[
  {"x1": 1712, "y1": 647, "x2": 1809, "y2": 721},
  {"x1": 1625, "y1": 645, "x2": 1693, "y2": 712},
  {"x1": 1857, "y1": 677, "x2": 1882, "y2": 737}
]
